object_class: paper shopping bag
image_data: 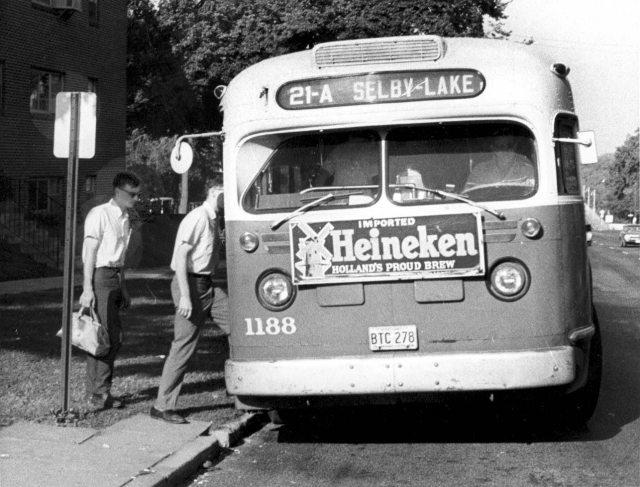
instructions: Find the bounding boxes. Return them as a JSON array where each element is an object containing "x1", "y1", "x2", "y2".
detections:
[{"x1": 57, "y1": 306, "x2": 110, "y2": 357}]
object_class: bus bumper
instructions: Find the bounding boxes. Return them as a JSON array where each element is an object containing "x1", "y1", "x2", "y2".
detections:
[{"x1": 225, "y1": 347, "x2": 578, "y2": 396}]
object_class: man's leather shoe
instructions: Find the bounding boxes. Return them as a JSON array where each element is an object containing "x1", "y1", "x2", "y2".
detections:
[
  {"x1": 89, "y1": 393, "x2": 124, "y2": 410},
  {"x1": 150, "y1": 406, "x2": 188, "y2": 424}
]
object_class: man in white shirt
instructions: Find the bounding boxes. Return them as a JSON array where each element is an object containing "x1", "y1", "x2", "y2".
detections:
[
  {"x1": 151, "y1": 176, "x2": 230, "y2": 424},
  {"x1": 80, "y1": 172, "x2": 141, "y2": 410}
]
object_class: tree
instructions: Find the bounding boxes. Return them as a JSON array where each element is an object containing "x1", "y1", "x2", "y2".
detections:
[
  {"x1": 127, "y1": 0, "x2": 509, "y2": 206},
  {"x1": 607, "y1": 129, "x2": 639, "y2": 221},
  {"x1": 125, "y1": 128, "x2": 222, "y2": 204},
  {"x1": 582, "y1": 153, "x2": 615, "y2": 216},
  {"x1": 127, "y1": 0, "x2": 203, "y2": 137},
  {"x1": 147, "y1": 0, "x2": 508, "y2": 133}
]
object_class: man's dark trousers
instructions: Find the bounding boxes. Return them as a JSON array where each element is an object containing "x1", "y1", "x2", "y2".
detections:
[
  {"x1": 155, "y1": 275, "x2": 230, "y2": 411},
  {"x1": 86, "y1": 267, "x2": 123, "y2": 397}
]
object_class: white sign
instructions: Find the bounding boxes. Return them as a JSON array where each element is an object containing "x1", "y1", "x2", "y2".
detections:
[{"x1": 54, "y1": 92, "x2": 97, "y2": 159}]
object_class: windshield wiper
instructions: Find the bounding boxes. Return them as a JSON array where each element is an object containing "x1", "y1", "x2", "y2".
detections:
[
  {"x1": 393, "y1": 184, "x2": 505, "y2": 220},
  {"x1": 270, "y1": 191, "x2": 364, "y2": 231}
]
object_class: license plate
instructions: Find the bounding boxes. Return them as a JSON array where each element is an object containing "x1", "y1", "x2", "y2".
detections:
[{"x1": 369, "y1": 325, "x2": 418, "y2": 351}]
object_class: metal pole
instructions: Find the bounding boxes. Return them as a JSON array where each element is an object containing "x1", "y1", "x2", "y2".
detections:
[
  {"x1": 179, "y1": 171, "x2": 189, "y2": 214},
  {"x1": 60, "y1": 93, "x2": 80, "y2": 412}
]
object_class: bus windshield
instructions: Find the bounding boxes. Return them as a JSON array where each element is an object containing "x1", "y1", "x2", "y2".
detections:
[
  {"x1": 388, "y1": 123, "x2": 537, "y2": 203},
  {"x1": 242, "y1": 123, "x2": 537, "y2": 212}
]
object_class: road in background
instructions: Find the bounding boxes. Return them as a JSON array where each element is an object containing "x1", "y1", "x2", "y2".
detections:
[{"x1": 181, "y1": 231, "x2": 639, "y2": 487}]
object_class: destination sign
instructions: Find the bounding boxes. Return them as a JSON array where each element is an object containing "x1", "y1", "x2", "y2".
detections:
[
  {"x1": 276, "y1": 70, "x2": 485, "y2": 110},
  {"x1": 290, "y1": 213, "x2": 485, "y2": 285}
]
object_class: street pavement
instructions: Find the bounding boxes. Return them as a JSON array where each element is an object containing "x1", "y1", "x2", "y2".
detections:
[{"x1": 0, "y1": 270, "x2": 265, "y2": 487}]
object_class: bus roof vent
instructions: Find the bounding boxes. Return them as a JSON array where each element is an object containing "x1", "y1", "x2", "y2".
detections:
[{"x1": 313, "y1": 36, "x2": 444, "y2": 68}]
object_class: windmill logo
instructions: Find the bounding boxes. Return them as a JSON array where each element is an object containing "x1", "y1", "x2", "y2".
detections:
[{"x1": 293, "y1": 222, "x2": 334, "y2": 278}]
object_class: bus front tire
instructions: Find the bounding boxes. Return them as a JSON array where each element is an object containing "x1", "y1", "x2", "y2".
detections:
[{"x1": 562, "y1": 307, "x2": 603, "y2": 426}]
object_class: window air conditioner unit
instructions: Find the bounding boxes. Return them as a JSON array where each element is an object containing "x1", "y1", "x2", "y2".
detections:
[{"x1": 52, "y1": 0, "x2": 82, "y2": 12}]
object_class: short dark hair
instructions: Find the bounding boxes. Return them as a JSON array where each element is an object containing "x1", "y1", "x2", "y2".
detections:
[
  {"x1": 204, "y1": 175, "x2": 223, "y2": 194},
  {"x1": 113, "y1": 172, "x2": 141, "y2": 190}
]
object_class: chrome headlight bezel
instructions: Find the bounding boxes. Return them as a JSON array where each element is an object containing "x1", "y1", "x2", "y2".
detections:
[
  {"x1": 487, "y1": 259, "x2": 531, "y2": 301},
  {"x1": 255, "y1": 269, "x2": 296, "y2": 311}
]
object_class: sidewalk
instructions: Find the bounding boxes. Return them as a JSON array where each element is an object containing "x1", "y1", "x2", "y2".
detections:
[
  {"x1": 0, "y1": 270, "x2": 267, "y2": 486},
  {"x1": 0, "y1": 267, "x2": 174, "y2": 295},
  {"x1": 0, "y1": 412, "x2": 265, "y2": 487}
]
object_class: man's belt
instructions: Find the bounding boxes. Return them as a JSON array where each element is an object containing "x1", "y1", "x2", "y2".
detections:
[{"x1": 187, "y1": 272, "x2": 211, "y2": 279}]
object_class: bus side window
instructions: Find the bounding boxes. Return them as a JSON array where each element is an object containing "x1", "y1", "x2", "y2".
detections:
[{"x1": 555, "y1": 117, "x2": 581, "y2": 195}]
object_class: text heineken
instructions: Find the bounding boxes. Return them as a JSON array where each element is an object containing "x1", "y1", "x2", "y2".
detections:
[
  {"x1": 290, "y1": 213, "x2": 485, "y2": 285},
  {"x1": 330, "y1": 225, "x2": 478, "y2": 262}
]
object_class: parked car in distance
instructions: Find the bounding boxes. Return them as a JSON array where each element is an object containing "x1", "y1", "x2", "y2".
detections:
[
  {"x1": 585, "y1": 224, "x2": 592, "y2": 246},
  {"x1": 619, "y1": 224, "x2": 640, "y2": 247}
]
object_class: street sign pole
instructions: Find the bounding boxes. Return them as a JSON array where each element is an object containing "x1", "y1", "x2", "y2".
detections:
[
  {"x1": 53, "y1": 91, "x2": 96, "y2": 419},
  {"x1": 60, "y1": 92, "x2": 81, "y2": 412}
]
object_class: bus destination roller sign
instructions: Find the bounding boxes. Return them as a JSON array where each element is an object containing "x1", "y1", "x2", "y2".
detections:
[
  {"x1": 276, "y1": 70, "x2": 485, "y2": 110},
  {"x1": 290, "y1": 213, "x2": 485, "y2": 285}
]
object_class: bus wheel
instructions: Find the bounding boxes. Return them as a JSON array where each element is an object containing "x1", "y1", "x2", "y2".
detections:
[
  {"x1": 268, "y1": 409, "x2": 306, "y2": 425},
  {"x1": 563, "y1": 306, "x2": 603, "y2": 426}
]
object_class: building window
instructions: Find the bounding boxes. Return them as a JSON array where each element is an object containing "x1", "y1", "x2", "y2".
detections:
[
  {"x1": 0, "y1": 61, "x2": 4, "y2": 115},
  {"x1": 87, "y1": 77, "x2": 100, "y2": 117},
  {"x1": 88, "y1": 78, "x2": 98, "y2": 94},
  {"x1": 28, "y1": 179, "x2": 49, "y2": 211},
  {"x1": 32, "y1": 0, "x2": 52, "y2": 5},
  {"x1": 88, "y1": 0, "x2": 99, "y2": 24},
  {"x1": 50, "y1": 178, "x2": 63, "y2": 196},
  {"x1": 30, "y1": 69, "x2": 64, "y2": 114},
  {"x1": 85, "y1": 175, "x2": 97, "y2": 194}
]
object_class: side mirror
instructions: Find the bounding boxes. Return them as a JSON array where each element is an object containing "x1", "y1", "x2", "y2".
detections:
[
  {"x1": 577, "y1": 131, "x2": 598, "y2": 165},
  {"x1": 170, "y1": 141, "x2": 193, "y2": 174},
  {"x1": 552, "y1": 130, "x2": 598, "y2": 165}
]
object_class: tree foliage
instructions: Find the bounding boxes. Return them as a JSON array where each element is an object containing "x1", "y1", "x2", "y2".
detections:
[
  {"x1": 126, "y1": 0, "x2": 509, "y2": 202},
  {"x1": 125, "y1": 129, "x2": 222, "y2": 203},
  {"x1": 607, "y1": 130, "x2": 639, "y2": 220},
  {"x1": 127, "y1": 0, "x2": 203, "y2": 137},
  {"x1": 128, "y1": 0, "x2": 508, "y2": 136}
]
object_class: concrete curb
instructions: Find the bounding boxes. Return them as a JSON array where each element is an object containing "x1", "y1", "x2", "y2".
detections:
[{"x1": 125, "y1": 412, "x2": 267, "y2": 487}]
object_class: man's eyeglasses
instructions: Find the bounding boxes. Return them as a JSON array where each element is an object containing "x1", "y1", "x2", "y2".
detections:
[{"x1": 119, "y1": 188, "x2": 143, "y2": 199}]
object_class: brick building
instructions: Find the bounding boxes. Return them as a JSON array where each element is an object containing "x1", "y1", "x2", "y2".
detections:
[{"x1": 0, "y1": 0, "x2": 127, "y2": 209}]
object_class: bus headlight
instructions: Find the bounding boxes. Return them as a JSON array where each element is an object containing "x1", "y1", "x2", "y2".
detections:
[
  {"x1": 256, "y1": 270, "x2": 296, "y2": 311},
  {"x1": 488, "y1": 260, "x2": 530, "y2": 301},
  {"x1": 239, "y1": 232, "x2": 259, "y2": 252}
]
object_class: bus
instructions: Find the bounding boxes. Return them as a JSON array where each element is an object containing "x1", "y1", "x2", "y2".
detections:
[{"x1": 176, "y1": 35, "x2": 601, "y2": 425}]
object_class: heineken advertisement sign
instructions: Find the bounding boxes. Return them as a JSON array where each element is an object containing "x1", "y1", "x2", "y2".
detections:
[
  {"x1": 276, "y1": 70, "x2": 485, "y2": 110},
  {"x1": 290, "y1": 213, "x2": 485, "y2": 285}
]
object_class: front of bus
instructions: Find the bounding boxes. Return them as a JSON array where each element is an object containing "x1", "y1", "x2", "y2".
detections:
[{"x1": 221, "y1": 36, "x2": 600, "y2": 423}]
